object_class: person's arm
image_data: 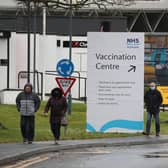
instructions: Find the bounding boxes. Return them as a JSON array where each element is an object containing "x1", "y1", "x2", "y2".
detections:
[
  {"x1": 144, "y1": 91, "x2": 148, "y2": 105},
  {"x1": 44, "y1": 98, "x2": 51, "y2": 114},
  {"x1": 34, "y1": 94, "x2": 41, "y2": 112},
  {"x1": 158, "y1": 91, "x2": 163, "y2": 105},
  {"x1": 16, "y1": 92, "x2": 22, "y2": 112}
]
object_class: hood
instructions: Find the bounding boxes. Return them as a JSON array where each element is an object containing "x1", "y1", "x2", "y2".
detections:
[
  {"x1": 24, "y1": 83, "x2": 33, "y2": 93},
  {"x1": 51, "y1": 87, "x2": 62, "y2": 98}
]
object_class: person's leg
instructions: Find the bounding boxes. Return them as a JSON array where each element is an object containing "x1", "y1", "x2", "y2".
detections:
[
  {"x1": 27, "y1": 116, "x2": 35, "y2": 143},
  {"x1": 146, "y1": 112, "x2": 152, "y2": 135},
  {"x1": 20, "y1": 116, "x2": 27, "y2": 142},
  {"x1": 154, "y1": 112, "x2": 160, "y2": 136},
  {"x1": 55, "y1": 121, "x2": 61, "y2": 140},
  {"x1": 50, "y1": 122, "x2": 61, "y2": 144},
  {"x1": 50, "y1": 122, "x2": 57, "y2": 138}
]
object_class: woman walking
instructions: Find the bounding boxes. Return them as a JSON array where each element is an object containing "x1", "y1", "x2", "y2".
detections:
[{"x1": 44, "y1": 87, "x2": 68, "y2": 144}]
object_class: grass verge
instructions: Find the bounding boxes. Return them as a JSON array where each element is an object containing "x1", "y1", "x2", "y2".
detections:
[{"x1": 0, "y1": 102, "x2": 168, "y2": 143}]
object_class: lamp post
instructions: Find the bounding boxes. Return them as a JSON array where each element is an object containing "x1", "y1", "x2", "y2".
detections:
[
  {"x1": 68, "y1": 0, "x2": 73, "y2": 115},
  {"x1": 33, "y1": 3, "x2": 37, "y2": 92},
  {"x1": 27, "y1": 0, "x2": 31, "y2": 83}
]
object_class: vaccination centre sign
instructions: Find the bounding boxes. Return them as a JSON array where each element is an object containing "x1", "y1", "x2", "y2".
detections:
[{"x1": 87, "y1": 32, "x2": 144, "y2": 133}]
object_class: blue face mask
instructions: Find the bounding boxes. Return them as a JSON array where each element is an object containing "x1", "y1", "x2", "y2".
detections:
[{"x1": 150, "y1": 86, "x2": 155, "y2": 90}]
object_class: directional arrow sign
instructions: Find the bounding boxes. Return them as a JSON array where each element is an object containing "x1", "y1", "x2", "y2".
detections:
[
  {"x1": 55, "y1": 77, "x2": 76, "y2": 96},
  {"x1": 128, "y1": 65, "x2": 136, "y2": 72},
  {"x1": 56, "y1": 59, "x2": 74, "y2": 77}
]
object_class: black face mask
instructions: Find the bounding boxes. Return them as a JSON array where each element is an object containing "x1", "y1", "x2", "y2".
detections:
[{"x1": 53, "y1": 92, "x2": 60, "y2": 98}]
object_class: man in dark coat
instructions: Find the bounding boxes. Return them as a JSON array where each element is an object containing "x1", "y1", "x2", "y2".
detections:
[
  {"x1": 16, "y1": 83, "x2": 40, "y2": 144},
  {"x1": 144, "y1": 82, "x2": 163, "y2": 136}
]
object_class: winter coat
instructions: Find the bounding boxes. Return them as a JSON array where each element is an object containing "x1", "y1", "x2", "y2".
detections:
[
  {"x1": 16, "y1": 84, "x2": 40, "y2": 116},
  {"x1": 44, "y1": 96, "x2": 68, "y2": 123},
  {"x1": 144, "y1": 89, "x2": 163, "y2": 114}
]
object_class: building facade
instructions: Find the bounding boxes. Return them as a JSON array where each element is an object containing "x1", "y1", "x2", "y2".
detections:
[{"x1": 0, "y1": 0, "x2": 168, "y2": 103}]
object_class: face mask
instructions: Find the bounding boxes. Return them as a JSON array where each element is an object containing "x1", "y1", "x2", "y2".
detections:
[
  {"x1": 53, "y1": 92, "x2": 60, "y2": 97},
  {"x1": 150, "y1": 86, "x2": 155, "y2": 90}
]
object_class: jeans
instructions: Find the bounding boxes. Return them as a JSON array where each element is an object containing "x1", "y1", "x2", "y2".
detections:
[
  {"x1": 20, "y1": 116, "x2": 35, "y2": 141},
  {"x1": 50, "y1": 122, "x2": 61, "y2": 140},
  {"x1": 146, "y1": 112, "x2": 160, "y2": 134}
]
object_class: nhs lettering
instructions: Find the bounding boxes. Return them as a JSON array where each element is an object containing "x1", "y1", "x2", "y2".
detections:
[{"x1": 127, "y1": 38, "x2": 140, "y2": 48}]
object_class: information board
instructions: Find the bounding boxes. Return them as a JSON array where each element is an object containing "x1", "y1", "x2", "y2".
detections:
[{"x1": 87, "y1": 32, "x2": 144, "y2": 133}]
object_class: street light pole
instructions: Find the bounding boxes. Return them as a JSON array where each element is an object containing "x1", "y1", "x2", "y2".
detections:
[
  {"x1": 43, "y1": 7, "x2": 46, "y2": 36},
  {"x1": 27, "y1": 0, "x2": 31, "y2": 83},
  {"x1": 68, "y1": 0, "x2": 72, "y2": 115},
  {"x1": 69, "y1": 0, "x2": 72, "y2": 62},
  {"x1": 33, "y1": 3, "x2": 37, "y2": 92}
]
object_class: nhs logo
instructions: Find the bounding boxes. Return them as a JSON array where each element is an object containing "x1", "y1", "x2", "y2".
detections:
[{"x1": 127, "y1": 38, "x2": 140, "y2": 48}]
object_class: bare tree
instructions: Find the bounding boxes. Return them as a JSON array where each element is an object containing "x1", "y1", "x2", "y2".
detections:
[{"x1": 16, "y1": 0, "x2": 135, "y2": 10}]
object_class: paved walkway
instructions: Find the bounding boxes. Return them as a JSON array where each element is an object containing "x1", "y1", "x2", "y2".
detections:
[{"x1": 1, "y1": 135, "x2": 168, "y2": 166}]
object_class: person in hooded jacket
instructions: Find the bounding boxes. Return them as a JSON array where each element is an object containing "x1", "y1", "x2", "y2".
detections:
[
  {"x1": 16, "y1": 83, "x2": 40, "y2": 144},
  {"x1": 144, "y1": 82, "x2": 163, "y2": 136},
  {"x1": 44, "y1": 87, "x2": 68, "y2": 144}
]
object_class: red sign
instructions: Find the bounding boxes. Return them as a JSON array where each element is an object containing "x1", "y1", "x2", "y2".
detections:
[
  {"x1": 63, "y1": 41, "x2": 87, "y2": 48},
  {"x1": 55, "y1": 77, "x2": 76, "y2": 96}
]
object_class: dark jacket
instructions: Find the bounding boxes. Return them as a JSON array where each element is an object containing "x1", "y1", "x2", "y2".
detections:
[
  {"x1": 16, "y1": 83, "x2": 41, "y2": 116},
  {"x1": 44, "y1": 96, "x2": 68, "y2": 123},
  {"x1": 144, "y1": 89, "x2": 163, "y2": 114}
]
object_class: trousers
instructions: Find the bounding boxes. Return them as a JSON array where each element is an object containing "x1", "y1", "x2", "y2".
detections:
[
  {"x1": 50, "y1": 122, "x2": 61, "y2": 140},
  {"x1": 20, "y1": 116, "x2": 35, "y2": 141},
  {"x1": 146, "y1": 112, "x2": 160, "y2": 134}
]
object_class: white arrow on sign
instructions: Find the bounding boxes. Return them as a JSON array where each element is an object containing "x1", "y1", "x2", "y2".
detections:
[{"x1": 55, "y1": 77, "x2": 76, "y2": 96}]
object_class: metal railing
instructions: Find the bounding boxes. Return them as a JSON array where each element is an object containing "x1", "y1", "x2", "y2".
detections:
[
  {"x1": 18, "y1": 71, "x2": 43, "y2": 100},
  {"x1": 45, "y1": 70, "x2": 87, "y2": 102}
]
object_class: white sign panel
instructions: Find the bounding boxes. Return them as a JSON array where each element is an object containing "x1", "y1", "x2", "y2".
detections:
[{"x1": 87, "y1": 32, "x2": 144, "y2": 133}]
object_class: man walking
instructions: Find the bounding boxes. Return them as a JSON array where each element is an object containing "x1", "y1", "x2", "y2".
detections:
[
  {"x1": 16, "y1": 83, "x2": 40, "y2": 144},
  {"x1": 144, "y1": 82, "x2": 163, "y2": 136}
]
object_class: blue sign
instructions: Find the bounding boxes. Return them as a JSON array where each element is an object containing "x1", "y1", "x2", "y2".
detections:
[{"x1": 56, "y1": 59, "x2": 74, "y2": 77}]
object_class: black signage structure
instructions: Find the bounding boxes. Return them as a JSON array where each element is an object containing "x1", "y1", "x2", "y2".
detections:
[
  {"x1": 0, "y1": 16, "x2": 126, "y2": 35},
  {"x1": 0, "y1": 31, "x2": 11, "y2": 89},
  {"x1": 0, "y1": 31, "x2": 11, "y2": 38},
  {"x1": 0, "y1": 59, "x2": 8, "y2": 66},
  {"x1": 63, "y1": 41, "x2": 87, "y2": 48}
]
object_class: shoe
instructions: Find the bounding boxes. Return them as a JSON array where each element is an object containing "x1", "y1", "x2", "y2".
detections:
[
  {"x1": 54, "y1": 138, "x2": 59, "y2": 145},
  {"x1": 156, "y1": 133, "x2": 160, "y2": 137},
  {"x1": 28, "y1": 141, "x2": 32, "y2": 144},
  {"x1": 143, "y1": 132, "x2": 150, "y2": 136},
  {"x1": 54, "y1": 141, "x2": 59, "y2": 145},
  {"x1": 23, "y1": 138, "x2": 27, "y2": 144}
]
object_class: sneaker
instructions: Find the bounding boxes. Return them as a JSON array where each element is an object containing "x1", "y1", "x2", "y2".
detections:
[{"x1": 156, "y1": 133, "x2": 160, "y2": 137}]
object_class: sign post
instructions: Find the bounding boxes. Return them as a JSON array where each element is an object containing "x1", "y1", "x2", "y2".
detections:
[
  {"x1": 87, "y1": 32, "x2": 144, "y2": 133},
  {"x1": 56, "y1": 59, "x2": 75, "y2": 114}
]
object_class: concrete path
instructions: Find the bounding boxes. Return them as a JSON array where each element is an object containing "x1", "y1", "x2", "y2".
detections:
[{"x1": 1, "y1": 135, "x2": 168, "y2": 166}]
